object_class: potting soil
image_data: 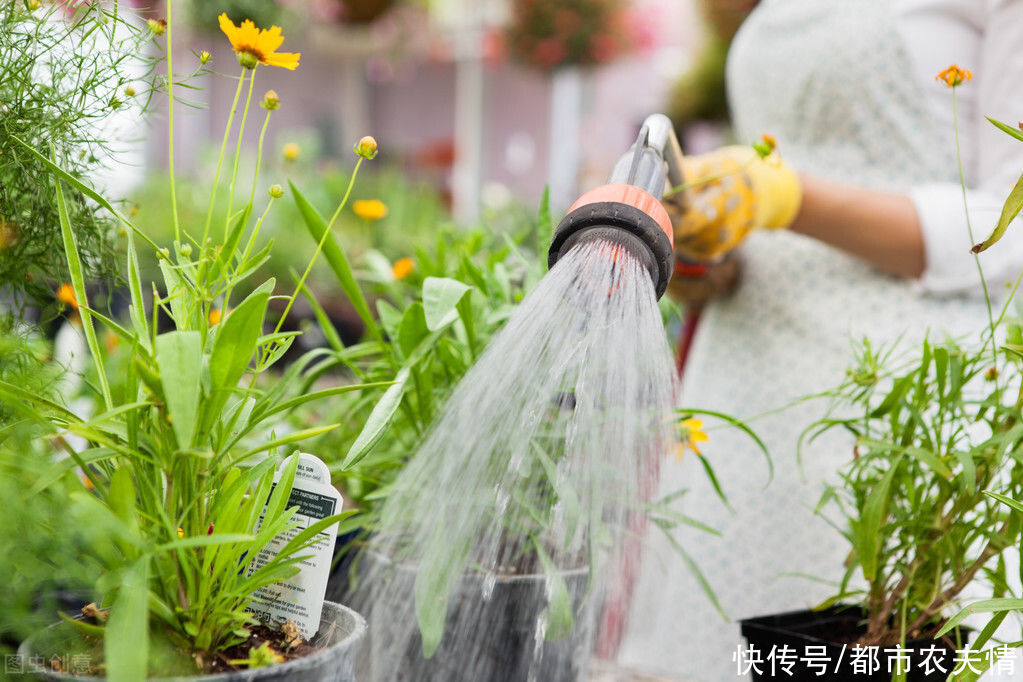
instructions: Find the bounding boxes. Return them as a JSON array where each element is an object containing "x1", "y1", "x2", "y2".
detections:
[{"x1": 353, "y1": 237, "x2": 680, "y2": 681}]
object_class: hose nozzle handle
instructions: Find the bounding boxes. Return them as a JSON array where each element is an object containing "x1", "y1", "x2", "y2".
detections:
[{"x1": 548, "y1": 114, "x2": 682, "y2": 300}]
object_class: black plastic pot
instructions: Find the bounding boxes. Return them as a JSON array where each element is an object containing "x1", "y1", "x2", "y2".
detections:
[
  {"x1": 362, "y1": 551, "x2": 594, "y2": 682},
  {"x1": 17, "y1": 601, "x2": 366, "y2": 681},
  {"x1": 739, "y1": 606, "x2": 970, "y2": 681}
]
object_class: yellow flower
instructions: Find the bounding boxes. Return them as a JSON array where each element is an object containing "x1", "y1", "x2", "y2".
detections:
[
  {"x1": 282, "y1": 142, "x2": 301, "y2": 161},
  {"x1": 56, "y1": 284, "x2": 78, "y2": 311},
  {"x1": 937, "y1": 64, "x2": 972, "y2": 88},
  {"x1": 672, "y1": 418, "x2": 709, "y2": 460},
  {"x1": 177, "y1": 527, "x2": 184, "y2": 539},
  {"x1": 209, "y1": 308, "x2": 222, "y2": 326},
  {"x1": 219, "y1": 13, "x2": 300, "y2": 71},
  {"x1": 392, "y1": 257, "x2": 415, "y2": 280},
  {"x1": 353, "y1": 199, "x2": 388, "y2": 221},
  {"x1": 199, "y1": 50, "x2": 211, "y2": 65},
  {"x1": 147, "y1": 18, "x2": 166, "y2": 35}
]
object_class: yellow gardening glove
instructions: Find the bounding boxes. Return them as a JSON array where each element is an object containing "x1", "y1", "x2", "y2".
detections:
[{"x1": 667, "y1": 145, "x2": 802, "y2": 263}]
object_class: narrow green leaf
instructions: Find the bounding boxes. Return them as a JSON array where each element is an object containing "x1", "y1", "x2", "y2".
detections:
[
  {"x1": 972, "y1": 174, "x2": 1023, "y2": 254},
  {"x1": 235, "y1": 424, "x2": 341, "y2": 463},
  {"x1": 55, "y1": 174, "x2": 112, "y2": 409},
  {"x1": 207, "y1": 281, "x2": 272, "y2": 423},
  {"x1": 398, "y1": 302, "x2": 429, "y2": 357},
  {"x1": 422, "y1": 277, "x2": 471, "y2": 331},
  {"x1": 987, "y1": 117, "x2": 1023, "y2": 143},
  {"x1": 290, "y1": 181, "x2": 380, "y2": 341},
  {"x1": 532, "y1": 541, "x2": 574, "y2": 641},
  {"x1": 341, "y1": 369, "x2": 409, "y2": 469},
  {"x1": 105, "y1": 559, "x2": 149, "y2": 682},
  {"x1": 936, "y1": 598, "x2": 1023, "y2": 637},
  {"x1": 155, "y1": 331, "x2": 202, "y2": 448},
  {"x1": 857, "y1": 461, "x2": 899, "y2": 581}
]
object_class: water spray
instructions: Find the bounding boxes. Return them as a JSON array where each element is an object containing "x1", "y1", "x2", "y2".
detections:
[{"x1": 547, "y1": 113, "x2": 685, "y2": 300}]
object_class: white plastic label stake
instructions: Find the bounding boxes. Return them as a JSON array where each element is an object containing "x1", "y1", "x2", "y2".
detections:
[{"x1": 246, "y1": 452, "x2": 342, "y2": 639}]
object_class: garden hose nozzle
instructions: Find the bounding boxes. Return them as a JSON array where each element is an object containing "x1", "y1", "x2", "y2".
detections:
[{"x1": 548, "y1": 114, "x2": 683, "y2": 300}]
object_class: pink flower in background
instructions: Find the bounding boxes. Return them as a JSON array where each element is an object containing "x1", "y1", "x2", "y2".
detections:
[
  {"x1": 623, "y1": 4, "x2": 661, "y2": 55},
  {"x1": 534, "y1": 37, "x2": 567, "y2": 69}
]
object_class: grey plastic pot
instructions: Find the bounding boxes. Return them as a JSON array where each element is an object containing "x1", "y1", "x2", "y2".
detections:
[
  {"x1": 362, "y1": 551, "x2": 593, "y2": 682},
  {"x1": 17, "y1": 601, "x2": 366, "y2": 681}
]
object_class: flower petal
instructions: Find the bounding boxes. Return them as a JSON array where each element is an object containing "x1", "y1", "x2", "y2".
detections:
[{"x1": 266, "y1": 51, "x2": 301, "y2": 70}]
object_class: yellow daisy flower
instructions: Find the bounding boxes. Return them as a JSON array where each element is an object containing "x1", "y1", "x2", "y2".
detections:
[
  {"x1": 218, "y1": 13, "x2": 300, "y2": 71},
  {"x1": 936, "y1": 64, "x2": 972, "y2": 88},
  {"x1": 392, "y1": 257, "x2": 415, "y2": 280},
  {"x1": 673, "y1": 417, "x2": 709, "y2": 460},
  {"x1": 56, "y1": 283, "x2": 78, "y2": 311},
  {"x1": 353, "y1": 199, "x2": 389, "y2": 221}
]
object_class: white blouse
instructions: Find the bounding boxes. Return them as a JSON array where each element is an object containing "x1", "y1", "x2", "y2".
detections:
[
  {"x1": 900, "y1": 0, "x2": 1022, "y2": 293},
  {"x1": 618, "y1": 1, "x2": 1023, "y2": 680}
]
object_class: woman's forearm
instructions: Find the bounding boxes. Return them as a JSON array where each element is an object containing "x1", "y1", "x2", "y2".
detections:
[{"x1": 788, "y1": 174, "x2": 926, "y2": 279}]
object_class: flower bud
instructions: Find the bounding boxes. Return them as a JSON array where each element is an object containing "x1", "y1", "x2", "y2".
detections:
[
  {"x1": 147, "y1": 18, "x2": 166, "y2": 35},
  {"x1": 268, "y1": 184, "x2": 284, "y2": 199},
  {"x1": 282, "y1": 142, "x2": 300, "y2": 161},
  {"x1": 237, "y1": 51, "x2": 259, "y2": 70},
  {"x1": 354, "y1": 135, "x2": 378, "y2": 160},
  {"x1": 124, "y1": 85, "x2": 136, "y2": 97},
  {"x1": 180, "y1": 243, "x2": 193, "y2": 257},
  {"x1": 199, "y1": 51, "x2": 211, "y2": 65},
  {"x1": 261, "y1": 90, "x2": 280, "y2": 111}
]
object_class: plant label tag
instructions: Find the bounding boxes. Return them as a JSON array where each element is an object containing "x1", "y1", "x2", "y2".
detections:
[{"x1": 246, "y1": 452, "x2": 342, "y2": 639}]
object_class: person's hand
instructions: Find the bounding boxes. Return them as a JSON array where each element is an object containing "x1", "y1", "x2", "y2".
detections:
[
  {"x1": 666, "y1": 145, "x2": 802, "y2": 262},
  {"x1": 665, "y1": 252, "x2": 743, "y2": 310}
]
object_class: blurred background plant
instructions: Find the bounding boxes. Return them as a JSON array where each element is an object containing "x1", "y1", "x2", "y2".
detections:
[
  {"x1": 504, "y1": 0, "x2": 639, "y2": 72},
  {"x1": 0, "y1": 0, "x2": 157, "y2": 312}
]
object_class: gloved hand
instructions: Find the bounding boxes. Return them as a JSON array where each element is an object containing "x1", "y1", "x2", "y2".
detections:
[{"x1": 666, "y1": 145, "x2": 802, "y2": 263}]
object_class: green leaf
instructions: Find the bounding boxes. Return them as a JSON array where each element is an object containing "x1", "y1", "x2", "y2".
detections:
[
  {"x1": 235, "y1": 424, "x2": 341, "y2": 463},
  {"x1": 398, "y1": 303, "x2": 429, "y2": 357},
  {"x1": 108, "y1": 467, "x2": 138, "y2": 537},
  {"x1": 532, "y1": 541, "x2": 574, "y2": 641},
  {"x1": 904, "y1": 446, "x2": 952, "y2": 479},
  {"x1": 155, "y1": 331, "x2": 202, "y2": 449},
  {"x1": 857, "y1": 461, "x2": 899, "y2": 581},
  {"x1": 105, "y1": 558, "x2": 149, "y2": 682},
  {"x1": 422, "y1": 277, "x2": 471, "y2": 331},
  {"x1": 936, "y1": 598, "x2": 1023, "y2": 637},
  {"x1": 54, "y1": 173, "x2": 113, "y2": 410},
  {"x1": 869, "y1": 375, "x2": 912, "y2": 418},
  {"x1": 537, "y1": 185, "x2": 553, "y2": 252},
  {"x1": 972, "y1": 174, "x2": 1023, "y2": 254},
  {"x1": 290, "y1": 181, "x2": 380, "y2": 342},
  {"x1": 987, "y1": 117, "x2": 1023, "y2": 143},
  {"x1": 341, "y1": 369, "x2": 410, "y2": 469},
  {"x1": 207, "y1": 281, "x2": 273, "y2": 423},
  {"x1": 985, "y1": 490, "x2": 1023, "y2": 516},
  {"x1": 153, "y1": 533, "x2": 254, "y2": 553}
]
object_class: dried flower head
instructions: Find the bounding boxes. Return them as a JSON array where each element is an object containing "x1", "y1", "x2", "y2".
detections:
[
  {"x1": 937, "y1": 64, "x2": 972, "y2": 88},
  {"x1": 219, "y1": 13, "x2": 300, "y2": 71}
]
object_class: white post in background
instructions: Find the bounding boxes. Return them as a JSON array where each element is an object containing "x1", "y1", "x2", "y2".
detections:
[
  {"x1": 451, "y1": 3, "x2": 486, "y2": 226},
  {"x1": 547, "y1": 65, "x2": 584, "y2": 214}
]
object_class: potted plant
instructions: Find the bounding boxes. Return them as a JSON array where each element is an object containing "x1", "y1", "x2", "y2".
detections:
[
  {"x1": 285, "y1": 190, "x2": 768, "y2": 680},
  {"x1": 4, "y1": 7, "x2": 383, "y2": 678},
  {"x1": 740, "y1": 74, "x2": 1023, "y2": 681}
]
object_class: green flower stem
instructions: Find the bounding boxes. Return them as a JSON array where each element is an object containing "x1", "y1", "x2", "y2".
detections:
[
  {"x1": 247, "y1": 111, "x2": 272, "y2": 209},
  {"x1": 201, "y1": 69, "x2": 247, "y2": 250},
  {"x1": 221, "y1": 197, "x2": 275, "y2": 314},
  {"x1": 662, "y1": 158, "x2": 755, "y2": 200},
  {"x1": 271, "y1": 158, "x2": 365, "y2": 336},
  {"x1": 225, "y1": 68, "x2": 257, "y2": 239},
  {"x1": 166, "y1": 0, "x2": 179, "y2": 243},
  {"x1": 954, "y1": 89, "x2": 998, "y2": 367}
]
